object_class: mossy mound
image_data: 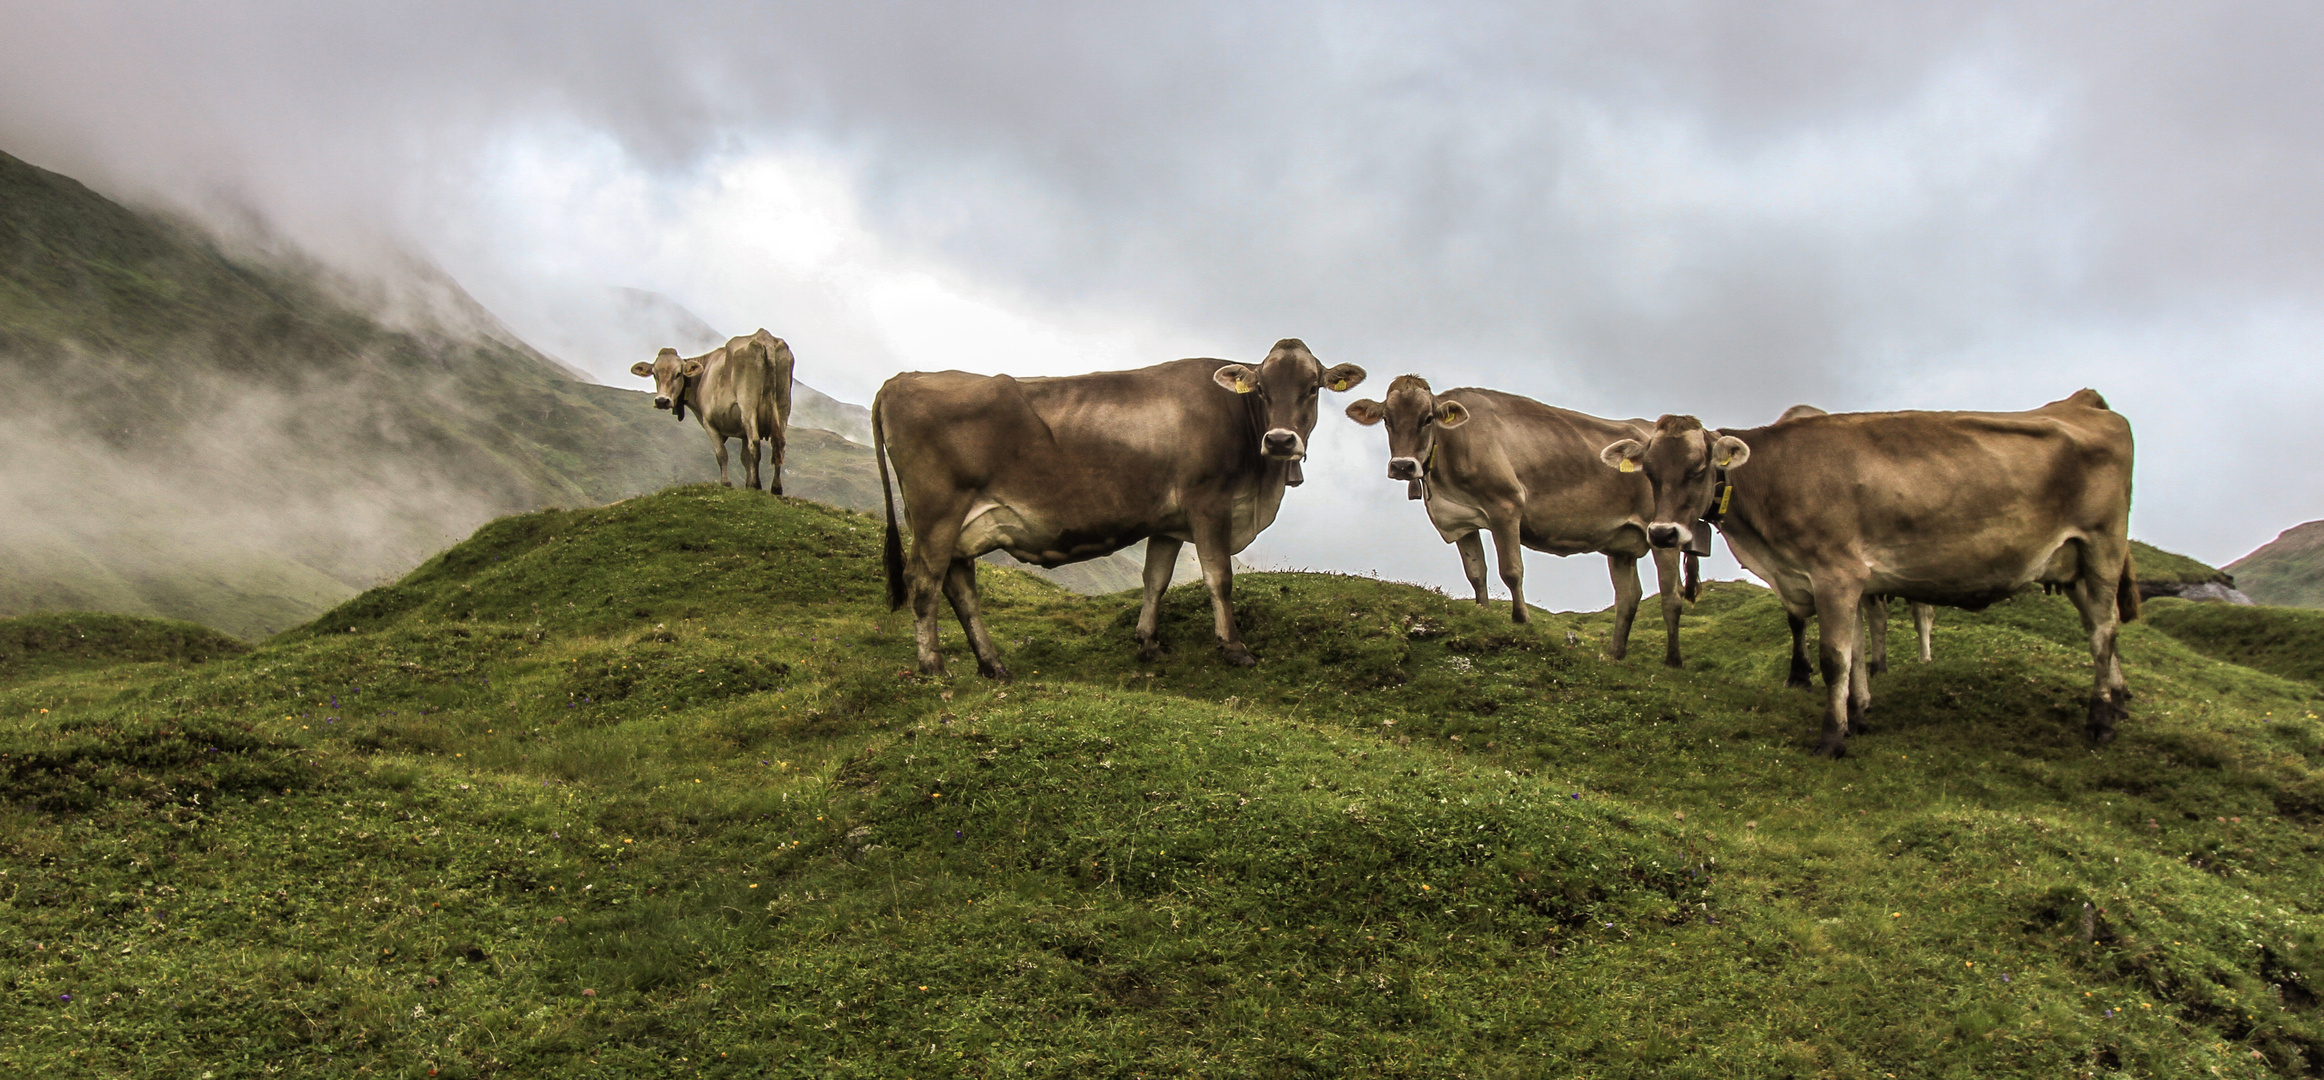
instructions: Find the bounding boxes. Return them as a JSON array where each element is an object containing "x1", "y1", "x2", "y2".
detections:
[{"x1": 1, "y1": 488, "x2": 2319, "y2": 1077}]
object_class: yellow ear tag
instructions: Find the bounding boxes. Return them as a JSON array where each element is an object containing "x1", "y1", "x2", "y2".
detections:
[
  {"x1": 1716, "y1": 484, "x2": 1733, "y2": 514},
  {"x1": 1330, "y1": 378, "x2": 1348, "y2": 392},
  {"x1": 1618, "y1": 459, "x2": 1637, "y2": 473}
]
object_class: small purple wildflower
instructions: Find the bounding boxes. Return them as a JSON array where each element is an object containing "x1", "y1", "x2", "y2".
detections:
[
  {"x1": 2001, "y1": 973, "x2": 2011, "y2": 983},
  {"x1": 59, "y1": 994, "x2": 71, "y2": 1002}
]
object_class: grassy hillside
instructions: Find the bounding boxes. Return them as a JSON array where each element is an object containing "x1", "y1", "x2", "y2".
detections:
[
  {"x1": 2146, "y1": 599, "x2": 2324, "y2": 690},
  {"x1": 3, "y1": 487, "x2": 2319, "y2": 1077},
  {"x1": 2131, "y1": 540, "x2": 2233, "y2": 590},
  {"x1": 2230, "y1": 523, "x2": 2324, "y2": 609}
]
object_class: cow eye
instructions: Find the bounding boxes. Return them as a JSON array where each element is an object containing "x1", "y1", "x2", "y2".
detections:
[{"x1": 1418, "y1": 414, "x2": 1433, "y2": 426}]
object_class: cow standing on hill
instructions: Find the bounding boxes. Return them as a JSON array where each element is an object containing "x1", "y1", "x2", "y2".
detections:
[
  {"x1": 632, "y1": 329, "x2": 796, "y2": 494},
  {"x1": 1600, "y1": 391, "x2": 2137, "y2": 757},
  {"x1": 1770, "y1": 404, "x2": 1938, "y2": 683},
  {"x1": 1345, "y1": 376, "x2": 1688, "y2": 665},
  {"x1": 874, "y1": 339, "x2": 1365, "y2": 678}
]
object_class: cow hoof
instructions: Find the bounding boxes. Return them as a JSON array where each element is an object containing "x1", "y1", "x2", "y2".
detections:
[
  {"x1": 1813, "y1": 738, "x2": 1848, "y2": 759},
  {"x1": 1786, "y1": 666, "x2": 1814, "y2": 690},
  {"x1": 1136, "y1": 639, "x2": 1165, "y2": 662},
  {"x1": 1663, "y1": 654, "x2": 1683, "y2": 669},
  {"x1": 1511, "y1": 609, "x2": 1530, "y2": 625},
  {"x1": 1868, "y1": 660, "x2": 1889, "y2": 677},
  {"x1": 1220, "y1": 644, "x2": 1258, "y2": 667},
  {"x1": 980, "y1": 661, "x2": 1012, "y2": 682}
]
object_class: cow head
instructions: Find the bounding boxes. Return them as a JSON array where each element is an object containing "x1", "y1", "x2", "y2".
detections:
[
  {"x1": 1599, "y1": 414, "x2": 1751, "y2": 550},
  {"x1": 631, "y1": 348, "x2": 707, "y2": 420},
  {"x1": 1344, "y1": 375, "x2": 1469, "y2": 493},
  {"x1": 1211, "y1": 339, "x2": 1366, "y2": 468}
]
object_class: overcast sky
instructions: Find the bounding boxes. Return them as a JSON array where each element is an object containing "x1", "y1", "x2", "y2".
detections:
[{"x1": 6, "y1": 1, "x2": 2321, "y2": 609}]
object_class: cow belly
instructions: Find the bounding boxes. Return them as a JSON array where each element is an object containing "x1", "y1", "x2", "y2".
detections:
[
  {"x1": 956, "y1": 500, "x2": 1137, "y2": 567},
  {"x1": 1870, "y1": 538, "x2": 2084, "y2": 610}
]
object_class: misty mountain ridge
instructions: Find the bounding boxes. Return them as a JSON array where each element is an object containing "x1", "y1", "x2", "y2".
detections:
[{"x1": 0, "y1": 147, "x2": 894, "y2": 635}]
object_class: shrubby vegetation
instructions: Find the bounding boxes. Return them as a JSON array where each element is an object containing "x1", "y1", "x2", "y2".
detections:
[{"x1": 1, "y1": 486, "x2": 2319, "y2": 1077}]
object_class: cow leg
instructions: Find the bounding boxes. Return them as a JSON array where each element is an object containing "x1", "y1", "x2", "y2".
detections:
[
  {"x1": 1134, "y1": 537, "x2": 1182, "y2": 661},
  {"x1": 1649, "y1": 545, "x2": 1685, "y2": 668},
  {"x1": 1785, "y1": 611, "x2": 1814, "y2": 689},
  {"x1": 1192, "y1": 527, "x2": 1256, "y2": 667},
  {"x1": 1849, "y1": 596, "x2": 1878, "y2": 732},
  {"x1": 1490, "y1": 519, "x2": 1527, "y2": 624},
  {"x1": 1912, "y1": 602, "x2": 1935, "y2": 662},
  {"x1": 741, "y1": 415, "x2": 765, "y2": 492},
  {"x1": 1455, "y1": 532, "x2": 1490, "y2": 605},
  {"x1": 1604, "y1": 552, "x2": 1642, "y2": 661},
  {"x1": 2069, "y1": 559, "x2": 2129, "y2": 743},
  {"x1": 1811, "y1": 582, "x2": 1867, "y2": 757},
  {"x1": 905, "y1": 509, "x2": 970, "y2": 677},
  {"x1": 1866, "y1": 597, "x2": 1891, "y2": 676},
  {"x1": 942, "y1": 558, "x2": 1009, "y2": 680},
  {"x1": 709, "y1": 432, "x2": 733, "y2": 486},
  {"x1": 767, "y1": 423, "x2": 787, "y2": 497}
]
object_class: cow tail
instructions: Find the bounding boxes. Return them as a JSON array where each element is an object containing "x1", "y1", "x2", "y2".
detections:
[
  {"x1": 875, "y1": 393, "x2": 906, "y2": 612},
  {"x1": 2116, "y1": 557, "x2": 2141, "y2": 623},
  {"x1": 1682, "y1": 551, "x2": 1701, "y2": 604}
]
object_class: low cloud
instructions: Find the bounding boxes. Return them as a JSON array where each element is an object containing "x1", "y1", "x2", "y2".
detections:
[{"x1": 4, "y1": 2, "x2": 2320, "y2": 604}]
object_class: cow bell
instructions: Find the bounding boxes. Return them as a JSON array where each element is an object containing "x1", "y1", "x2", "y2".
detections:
[{"x1": 1407, "y1": 478, "x2": 1425, "y2": 501}]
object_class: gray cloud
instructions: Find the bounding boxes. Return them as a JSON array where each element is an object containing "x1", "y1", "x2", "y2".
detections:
[{"x1": 4, "y1": 1, "x2": 2320, "y2": 605}]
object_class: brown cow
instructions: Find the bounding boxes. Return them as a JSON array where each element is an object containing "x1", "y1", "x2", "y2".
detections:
[
  {"x1": 631, "y1": 329, "x2": 796, "y2": 494},
  {"x1": 1600, "y1": 390, "x2": 2136, "y2": 757},
  {"x1": 874, "y1": 340, "x2": 1365, "y2": 677},
  {"x1": 1771, "y1": 404, "x2": 1937, "y2": 684},
  {"x1": 1345, "y1": 376, "x2": 1687, "y2": 665}
]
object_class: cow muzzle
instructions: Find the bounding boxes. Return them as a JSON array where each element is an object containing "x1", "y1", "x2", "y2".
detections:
[
  {"x1": 653, "y1": 396, "x2": 673, "y2": 410},
  {"x1": 1387, "y1": 456, "x2": 1422, "y2": 481},
  {"x1": 1261, "y1": 429, "x2": 1305, "y2": 460},
  {"x1": 1646, "y1": 522, "x2": 1690, "y2": 550}
]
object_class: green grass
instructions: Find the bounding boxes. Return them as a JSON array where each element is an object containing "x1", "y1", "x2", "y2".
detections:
[
  {"x1": 2131, "y1": 540, "x2": 2230, "y2": 588},
  {"x1": 2146, "y1": 598, "x2": 2324, "y2": 690},
  {"x1": 2, "y1": 486, "x2": 2320, "y2": 1077}
]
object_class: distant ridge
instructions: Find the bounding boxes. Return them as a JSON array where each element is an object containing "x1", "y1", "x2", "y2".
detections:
[{"x1": 2226, "y1": 521, "x2": 2324, "y2": 609}]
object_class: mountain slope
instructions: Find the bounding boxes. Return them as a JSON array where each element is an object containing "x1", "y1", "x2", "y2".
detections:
[
  {"x1": 0, "y1": 148, "x2": 874, "y2": 635},
  {"x1": 2229, "y1": 521, "x2": 2324, "y2": 609}
]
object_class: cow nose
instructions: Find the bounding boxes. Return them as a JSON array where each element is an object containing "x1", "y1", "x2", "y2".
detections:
[
  {"x1": 1262, "y1": 429, "x2": 1303, "y2": 458},
  {"x1": 1646, "y1": 523, "x2": 1683, "y2": 549},
  {"x1": 1387, "y1": 457, "x2": 1421, "y2": 481},
  {"x1": 653, "y1": 396, "x2": 672, "y2": 410}
]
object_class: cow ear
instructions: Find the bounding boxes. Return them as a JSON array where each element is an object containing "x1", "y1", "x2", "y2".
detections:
[
  {"x1": 1345, "y1": 399, "x2": 1386, "y2": 425},
  {"x1": 1435, "y1": 400, "x2": 1471, "y2": 429},
  {"x1": 1600, "y1": 438, "x2": 1646, "y2": 472},
  {"x1": 1712, "y1": 435, "x2": 1751, "y2": 469},
  {"x1": 1321, "y1": 363, "x2": 1367, "y2": 393},
  {"x1": 1213, "y1": 364, "x2": 1259, "y2": 394},
  {"x1": 630, "y1": 361, "x2": 656, "y2": 378},
  {"x1": 680, "y1": 359, "x2": 706, "y2": 377}
]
